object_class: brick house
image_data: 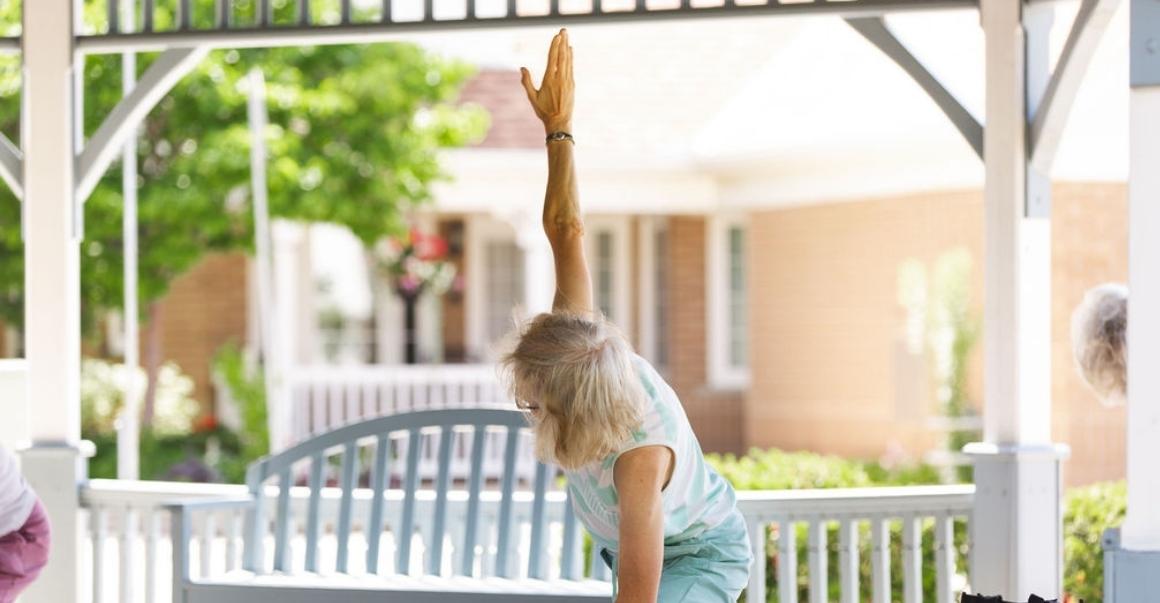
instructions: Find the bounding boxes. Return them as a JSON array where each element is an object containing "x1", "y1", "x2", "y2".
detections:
[{"x1": 61, "y1": 13, "x2": 1131, "y2": 486}]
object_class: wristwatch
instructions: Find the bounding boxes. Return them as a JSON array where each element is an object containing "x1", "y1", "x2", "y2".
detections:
[{"x1": 546, "y1": 131, "x2": 574, "y2": 144}]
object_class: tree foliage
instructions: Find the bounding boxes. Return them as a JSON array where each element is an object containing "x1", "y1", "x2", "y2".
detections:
[{"x1": 0, "y1": 0, "x2": 487, "y2": 333}]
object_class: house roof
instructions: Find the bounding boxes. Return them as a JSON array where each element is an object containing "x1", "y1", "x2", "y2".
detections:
[{"x1": 458, "y1": 70, "x2": 545, "y2": 149}]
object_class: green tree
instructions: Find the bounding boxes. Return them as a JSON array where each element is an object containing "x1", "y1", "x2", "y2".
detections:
[{"x1": 0, "y1": 2, "x2": 488, "y2": 421}]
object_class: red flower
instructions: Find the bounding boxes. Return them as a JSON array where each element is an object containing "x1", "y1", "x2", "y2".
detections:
[
  {"x1": 410, "y1": 228, "x2": 449, "y2": 261},
  {"x1": 193, "y1": 414, "x2": 218, "y2": 433}
]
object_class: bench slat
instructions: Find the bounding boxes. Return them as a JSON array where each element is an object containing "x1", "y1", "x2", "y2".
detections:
[
  {"x1": 336, "y1": 441, "x2": 360, "y2": 573},
  {"x1": 304, "y1": 452, "x2": 324, "y2": 573},
  {"x1": 367, "y1": 433, "x2": 392, "y2": 574},
  {"x1": 461, "y1": 425, "x2": 488, "y2": 576},
  {"x1": 560, "y1": 495, "x2": 580, "y2": 580},
  {"x1": 430, "y1": 425, "x2": 455, "y2": 575},
  {"x1": 495, "y1": 427, "x2": 520, "y2": 579},
  {"x1": 528, "y1": 462, "x2": 550, "y2": 579},
  {"x1": 273, "y1": 468, "x2": 292, "y2": 572},
  {"x1": 398, "y1": 428, "x2": 423, "y2": 574}
]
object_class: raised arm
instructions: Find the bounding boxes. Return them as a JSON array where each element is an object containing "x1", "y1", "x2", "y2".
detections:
[{"x1": 521, "y1": 30, "x2": 593, "y2": 315}]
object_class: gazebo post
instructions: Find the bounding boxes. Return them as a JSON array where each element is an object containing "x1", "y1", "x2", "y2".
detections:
[
  {"x1": 18, "y1": 1, "x2": 88, "y2": 603},
  {"x1": 966, "y1": 0, "x2": 1069, "y2": 599},
  {"x1": 1103, "y1": 0, "x2": 1160, "y2": 599}
]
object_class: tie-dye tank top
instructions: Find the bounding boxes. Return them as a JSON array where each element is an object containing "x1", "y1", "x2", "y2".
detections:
[{"x1": 563, "y1": 355, "x2": 738, "y2": 553}]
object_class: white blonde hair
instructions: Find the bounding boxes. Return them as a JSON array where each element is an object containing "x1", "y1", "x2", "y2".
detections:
[
  {"x1": 499, "y1": 312, "x2": 647, "y2": 470},
  {"x1": 1071, "y1": 283, "x2": 1128, "y2": 405}
]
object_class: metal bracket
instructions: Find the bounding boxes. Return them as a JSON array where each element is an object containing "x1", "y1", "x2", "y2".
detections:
[
  {"x1": 74, "y1": 46, "x2": 209, "y2": 204},
  {"x1": 846, "y1": 17, "x2": 984, "y2": 159},
  {"x1": 1030, "y1": 0, "x2": 1120, "y2": 174},
  {"x1": 1132, "y1": 0, "x2": 1160, "y2": 87}
]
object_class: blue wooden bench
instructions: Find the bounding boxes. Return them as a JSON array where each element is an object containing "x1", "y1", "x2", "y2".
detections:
[{"x1": 168, "y1": 408, "x2": 612, "y2": 603}]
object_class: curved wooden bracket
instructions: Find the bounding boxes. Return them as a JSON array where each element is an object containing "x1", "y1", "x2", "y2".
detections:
[
  {"x1": 74, "y1": 46, "x2": 209, "y2": 204},
  {"x1": 847, "y1": 16, "x2": 985, "y2": 160},
  {"x1": 1029, "y1": 0, "x2": 1120, "y2": 174}
]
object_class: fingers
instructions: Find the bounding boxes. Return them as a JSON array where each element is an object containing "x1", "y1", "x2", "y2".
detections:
[
  {"x1": 557, "y1": 30, "x2": 570, "y2": 76},
  {"x1": 547, "y1": 30, "x2": 562, "y2": 76},
  {"x1": 565, "y1": 44, "x2": 573, "y2": 81},
  {"x1": 519, "y1": 67, "x2": 537, "y2": 104}
]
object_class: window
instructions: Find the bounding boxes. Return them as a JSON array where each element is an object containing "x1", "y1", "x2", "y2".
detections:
[
  {"x1": 638, "y1": 217, "x2": 670, "y2": 369},
  {"x1": 596, "y1": 231, "x2": 615, "y2": 318},
  {"x1": 586, "y1": 217, "x2": 632, "y2": 337},
  {"x1": 708, "y1": 216, "x2": 750, "y2": 388},
  {"x1": 654, "y1": 226, "x2": 670, "y2": 369},
  {"x1": 485, "y1": 241, "x2": 524, "y2": 344},
  {"x1": 728, "y1": 226, "x2": 747, "y2": 368}
]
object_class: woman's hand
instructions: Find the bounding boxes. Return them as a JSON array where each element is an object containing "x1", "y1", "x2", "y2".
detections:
[{"x1": 521, "y1": 28, "x2": 574, "y2": 134}]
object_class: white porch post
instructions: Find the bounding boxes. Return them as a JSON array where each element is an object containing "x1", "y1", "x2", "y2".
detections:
[
  {"x1": 967, "y1": 0, "x2": 1068, "y2": 599},
  {"x1": 19, "y1": 2, "x2": 87, "y2": 603},
  {"x1": 1102, "y1": 6, "x2": 1160, "y2": 598},
  {"x1": 1124, "y1": 3, "x2": 1160, "y2": 555}
]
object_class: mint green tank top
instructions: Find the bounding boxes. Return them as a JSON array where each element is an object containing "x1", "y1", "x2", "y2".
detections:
[{"x1": 563, "y1": 355, "x2": 738, "y2": 553}]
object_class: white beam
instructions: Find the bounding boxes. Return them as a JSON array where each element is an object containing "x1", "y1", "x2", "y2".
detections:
[
  {"x1": 970, "y1": 1, "x2": 1066, "y2": 600},
  {"x1": 982, "y1": 0, "x2": 1035, "y2": 445},
  {"x1": 23, "y1": 0, "x2": 80, "y2": 445},
  {"x1": 846, "y1": 17, "x2": 984, "y2": 158},
  {"x1": 1123, "y1": 87, "x2": 1160, "y2": 551},
  {"x1": 118, "y1": 0, "x2": 142, "y2": 482},
  {"x1": 75, "y1": 46, "x2": 208, "y2": 204},
  {"x1": 20, "y1": 1, "x2": 86, "y2": 603}
]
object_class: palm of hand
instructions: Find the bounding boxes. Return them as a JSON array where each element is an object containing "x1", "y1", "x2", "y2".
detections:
[{"x1": 521, "y1": 29, "x2": 574, "y2": 132}]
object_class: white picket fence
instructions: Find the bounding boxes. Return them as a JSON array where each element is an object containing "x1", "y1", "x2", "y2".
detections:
[
  {"x1": 80, "y1": 480, "x2": 974, "y2": 603},
  {"x1": 286, "y1": 365, "x2": 511, "y2": 443}
]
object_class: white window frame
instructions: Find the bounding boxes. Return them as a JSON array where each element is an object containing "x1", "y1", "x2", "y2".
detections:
[
  {"x1": 707, "y1": 214, "x2": 751, "y2": 390},
  {"x1": 637, "y1": 216, "x2": 669, "y2": 371},
  {"x1": 585, "y1": 215, "x2": 633, "y2": 338}
]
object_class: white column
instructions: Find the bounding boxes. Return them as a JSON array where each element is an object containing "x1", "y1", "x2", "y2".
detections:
[
  {"x1": 1100, "y1": 10, "x2": 1160, "y2": 600},
  {"x1": 1123, "y1": 39, "x2": 1160, "y2": 553},
  {"x1": 20, "y1": 2, "x2": 86, "y2": 603},
  {"x1": 118, "y1": 0, "x2": 141, "y2": 481},
  {"x1": 271, "y1": 221, "x2": 303, "y2": 450},
  {"x1": 967, "y1": 1, "x2": 1067, "y2": 600}
]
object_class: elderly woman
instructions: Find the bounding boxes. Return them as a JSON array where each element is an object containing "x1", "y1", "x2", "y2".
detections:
[
  {"x1": 502, "y1": 29, "x2": 751, "y2": 603},
  {"x1": 1071, "y1": 283, "x2": 1128, "y2": 403}
]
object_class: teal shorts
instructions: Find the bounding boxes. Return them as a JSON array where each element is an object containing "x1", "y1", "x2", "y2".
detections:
[{"x1": 600, "y1": 510, "x2": 752, "y2": 602}]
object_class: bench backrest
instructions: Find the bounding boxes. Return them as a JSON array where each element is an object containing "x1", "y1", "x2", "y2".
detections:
[{"x1": 241, "y1": 408, "x2": 586, "y2": 581}]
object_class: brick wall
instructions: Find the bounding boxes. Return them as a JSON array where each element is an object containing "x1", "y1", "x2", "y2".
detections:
[
  {"x1": 1051, "y1": 183, "x2": 1127, "y2": 486},
  {"x1": 743, "y1": 183, "x2": 1128, "y2": 487},
  {"x1": 665, "y1": 216, "x2": 746, "y2": 455},
  {"x1": 151, "y1": 252, "x2": 249, "y2": 415},
  {"x1": 745, "y1": 190, "x2": 984, "y2": 465}
]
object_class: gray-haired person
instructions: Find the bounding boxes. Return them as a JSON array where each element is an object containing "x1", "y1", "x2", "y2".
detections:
[{"x1": 1071, "y1": 283, "x2": 1128, "y2": 404}]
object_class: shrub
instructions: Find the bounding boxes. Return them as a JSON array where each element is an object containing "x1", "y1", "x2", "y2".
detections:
[
  {"x1": 211, "y1": 342, "x2": 270, "y2": 483},
  {"x1": 1064, "y1": 481, "x2": 1125, "y2": 603},
  {"x1": 81, "y1": 359, "x2": 200, "y2": 437},
  {"x1": 709, "y1": 447, "x2": 956, "y2": 603}
]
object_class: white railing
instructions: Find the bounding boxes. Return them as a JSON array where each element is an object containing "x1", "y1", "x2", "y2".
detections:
[
  {"x1": 219, "y1": 364, "x2": 524, "y2": 484},
  {"x1": 80, "y1": 480, "x2": 975, "y2": 603},
  {"x1": 737, "y1": 484, "x2": 976, "y2": 603},
  {"x1": 286, "y1": 364, "x2": 511, "y2": 442}
]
